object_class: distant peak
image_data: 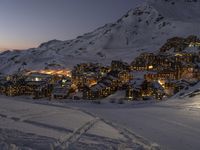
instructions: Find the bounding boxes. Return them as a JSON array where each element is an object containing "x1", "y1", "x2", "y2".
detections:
[{"x1": 38, "y1": 39, "x2": 62, "y2": 48}]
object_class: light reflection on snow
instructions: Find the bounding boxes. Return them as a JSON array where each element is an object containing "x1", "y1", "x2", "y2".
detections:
[{"x1": 182, "y1": 95, "x2": 200, "y2": 109}]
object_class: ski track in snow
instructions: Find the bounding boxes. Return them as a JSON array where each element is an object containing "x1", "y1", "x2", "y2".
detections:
[
  {"x1": 58, "y1": 117, "x2": 100, "y2": 149},
  {"x1": 69, "y1": 96, "x2": 200, "y2": 150},
  {"x1": 1, "y1": 87, "x2": 200, "y2": 150},
  {"x1": 0, "y1": 96, "x2": 153, "y2": 150}
]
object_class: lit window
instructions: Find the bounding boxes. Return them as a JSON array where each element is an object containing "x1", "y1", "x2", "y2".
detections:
[
  {"x1": 35, "y1": 77, "x2": 40, "y2": 81},
  {"x1": 148, "y1": 65, "x2": 153, "y2": 69}
]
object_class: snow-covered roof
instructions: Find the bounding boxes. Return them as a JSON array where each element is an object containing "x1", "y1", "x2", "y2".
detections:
[
  {"x1": 52, "y1": 87, "x2": 69, "y2": 95},
  {"x1": 151, "y1": 81, "x2": 164, "y2": 90},
  {"x1": 90, "y1": 83, "x2": 107, "y2": 92}
]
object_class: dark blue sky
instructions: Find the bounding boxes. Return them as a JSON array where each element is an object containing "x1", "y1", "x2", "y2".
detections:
[{"x1": 0, "y1": 0, "x2": 145, "y2": 50}]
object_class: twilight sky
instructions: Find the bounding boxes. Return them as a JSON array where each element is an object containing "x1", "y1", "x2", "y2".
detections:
[{"x1": 0, "y1": 0, "x2": 145, "y2": 51}]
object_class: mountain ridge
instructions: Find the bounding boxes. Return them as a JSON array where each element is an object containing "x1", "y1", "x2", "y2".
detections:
[{"x1": 0, "y1": 0, "x2": 200, "y2": 74}]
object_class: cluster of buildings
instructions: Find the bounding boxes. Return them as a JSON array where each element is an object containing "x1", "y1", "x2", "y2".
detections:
[
  {"x1": 0, "y1": 35, "x2": 199, "y2": 101},
  {"x1": 128, "y1": 51, "x2": 200, "y2": 99},
  {"x1": 128, "y1": 35, "x2": 200, "y2": 99},
  {"x1": 0, "y1": 70, "x2": 72, "y2": 99}
]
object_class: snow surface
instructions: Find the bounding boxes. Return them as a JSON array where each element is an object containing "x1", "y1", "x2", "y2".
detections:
[
  {"x1": 0, "y1": 84, "x2": 200, "y2": 149},
  {"x1": 0, "y1": 96, "x2": 151, "y2": 150},
  {"x1": 65, "y1": 84, "x2": 200, "y2": 150},
  {"x1": 0, "y1": 0, "x2": 200, "y2": 74}
]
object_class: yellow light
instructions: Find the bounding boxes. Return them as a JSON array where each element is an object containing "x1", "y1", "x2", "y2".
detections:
[
  {"x1": 148, "y1": 65, "x2": 153, "y2": 69},
  {"x1": 27, "y1": 69, "x2": 72, "y2": 77},
  {"x1": 175, "y1": 53, "x2": 183, "y2": 56},
  {"x1": 62, "y1": 79, "x2": 67, "y2": 83},
  {"x1": 158, "y1": 80, "x2": 165, "y2": 88},
  {"x1": 35, "y1": 77, "x2": 40, "y2": 81},
  {"x1": 89, "y1": 80, "x2": 97, "y2": 87}
]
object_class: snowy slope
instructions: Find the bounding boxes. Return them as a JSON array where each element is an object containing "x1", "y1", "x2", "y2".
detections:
[
  {"x1": 65, "y1": 92, "x2": 200, "y2": 150},
  {"x1": 0, "y1": 0, "x2": 200, "y2": 74},
  {"x1": 0, "y1": 96, "x2": 152, "y2": 150}
]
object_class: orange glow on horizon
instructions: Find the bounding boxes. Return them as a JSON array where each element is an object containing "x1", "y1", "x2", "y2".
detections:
[
  {"x1": 0, "y1": 40, "x2": 39, "y2": 52},
  {"x1": 0, "y1": 45, "x2": 34, "y2": 52},
  {"x1": 27, "y1": 69, "x2": 72, "y2": 77}
]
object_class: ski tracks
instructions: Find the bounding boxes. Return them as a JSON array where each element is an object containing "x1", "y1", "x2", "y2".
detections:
[{"x1": 57, "y1": 117, "x2": 100, "y2": 149}]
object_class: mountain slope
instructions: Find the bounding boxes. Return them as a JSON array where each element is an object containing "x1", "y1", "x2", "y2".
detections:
[{"x1": 0, "y1": 0, "x2": 200, "y2": 74}]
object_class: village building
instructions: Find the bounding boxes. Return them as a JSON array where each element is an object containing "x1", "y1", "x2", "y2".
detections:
[
  {"x1": 83, "y1": 83, "x2": 111, "y2": 100},
  {"x1": 126, "y1": 79, "x2": 144, "y2": 100},
  {"x1": 111, "y1": 60, "x2": 130, "y2": 71},
  {"x1": 144, "y1": 69, "x2": 180, "y2": 81},
  {"x1": 51, "y1": 78, "x2": 74, "y2": 99},
  {"x1": 174, "y1": 52, "x2": 197, "y2": 63},
  {"x1": 51, "y1": 85, "x2": 69, "y2": 99},
  {"x1": 22, "y1": 72, "x2": 53, "y2": 98},
  {"x1": 0, "y1": 75, "x2": 7, "y2": 94},
  {"x1": 72, "y1": 72, "x2": 98, "y2": 88},
  {"x1": 180, "y1": 64, "x2": 199, "y2": 82},
  {"x1": 126, "y1": 79, "x2": 165, "y2": 100},
  {"x1": 72, "y1": 63, "x2": 109, "y2": 89}
]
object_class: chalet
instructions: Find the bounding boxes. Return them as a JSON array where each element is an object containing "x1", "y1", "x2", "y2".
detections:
[
  {"x1": 51, "y1": 78, "x2": 74, "y2": 99},
  {"x1": 73, "y1": 63, "x2": 90, "y2": 73},
  {"x1": 131, "y1": 62, "x2": 148, "y2": 71},
  {"x1": 155, "y1": 56, "x2": 173, "y2": 70},
  {"x1": 160, "y1": 37, "x2": 186, "y2": 52},
  {"x1": 0, "y1": 75, "x2": 7, "y2": 94},
  {"x1": 174, "y1": 52, "x2": 197, "y2": 63},
  {"x1": 145, "y1": 69, "x2": 180, "y2": 81},
  {"x1": 126, "y1": 79, "x2": 144, "y2": 100},
  {"x1": 111, "y1": 60, "x2": 130, "y2": 71},
  {"x1": 51, "y1": 86, "x2": 69, "y2": 99},
  {"x1": 148, "y1": 81, "x2": 165, "y2": 100},
  {"x1": 131, "y1": 53, "x2": 174, "y2": 71},
  {"x1": 102, "y1": 75, "x2": 119, "y2": 92},
  {"x1": 180, "y1": 64, "x2": 199, "y2": 82},
  {"x1": 82, "y1": 71, "x2": 120, "y2": 100},
  {"x1": 33, "y1": 83, "x2": 53, "y2": 99},
  {"x1": 23, "y1": 73, "x2": 53, "y2": 97},
  {"x1": 118, "y1": 70, "x2": 133, "y2": 87},
  {"x1": 0, "y1": 75, "x2": 27, "y2": 96},
  {"x1": 73, "y1": 63, "x2": 102, "y2": 74},
  {"x1": 126, "y1": 86, "x2": 142, "y2": 100},
  {"x1": 139, "y1": 52, "x2": 156, "y2": 62},
  {"x1": 0, "y1": 79, "x2": 26, "y2": 96},
  {"x1": 3, "y1": 81, "x2": 19, "y2": 96},
  {"x1": 140, "y1": 80, "x2": 165, "y2": 100},
  {"x1": 72, "y1": 63, "x2": 108, "y2": 89},
  {"x1": 126, "y1": 79, "x2": 165, "y2": 100},
  {"x1": 72, "y1": 72, "x2": 98, "y2": 88},
  {"x1": 185, "y1": 35, "x2": 200, "y2": 47},
  {"x1": 160, "y1": 35, "x2": 200, "y2": 52},
  {"x1": 189, "y1": 42, "x2": 200, "y2": 47},
  {"x1": 83, "y1": 83, "x2": 111, "y2": 100},
  {"x1": 99, "y1": 66, "x2": 111, "y2": 75}
]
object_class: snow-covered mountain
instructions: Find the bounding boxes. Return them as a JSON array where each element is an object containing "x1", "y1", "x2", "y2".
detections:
[{"x1": 0, "y1": 0, "x2": 200, "y2": 74}]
